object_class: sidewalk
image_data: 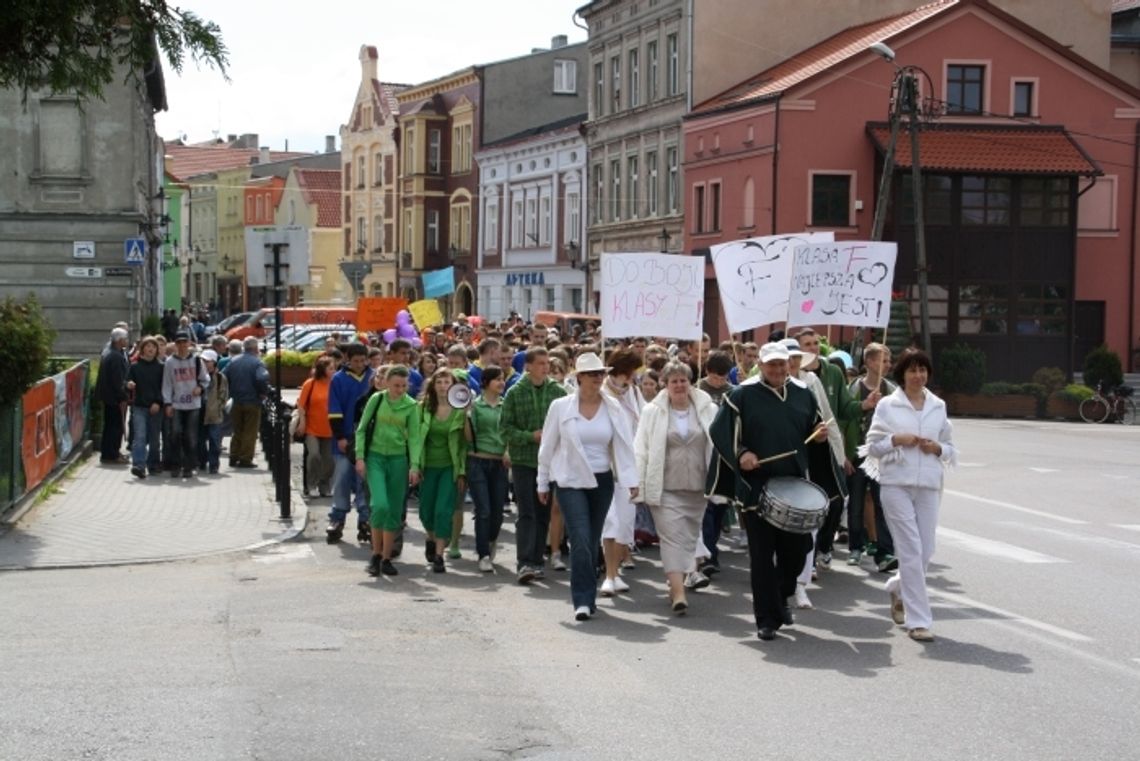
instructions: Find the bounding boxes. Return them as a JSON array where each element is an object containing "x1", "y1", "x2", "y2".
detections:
[{"x1": 0, "y1": 451, "x2": 306, "y2": 571}]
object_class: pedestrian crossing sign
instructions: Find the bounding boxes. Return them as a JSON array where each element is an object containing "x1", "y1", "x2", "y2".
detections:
[{"x1": 124, "y1": 237, "x2": 146, "y2": 265}]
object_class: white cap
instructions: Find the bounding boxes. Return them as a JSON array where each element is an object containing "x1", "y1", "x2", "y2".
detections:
[
  {"x1": 780, "y1": 338, "x2": 816, "y2": 367},
  {"x1": 758, "y1": 342, "x2": 791, "y2": 363},
  {"x1": 200, "y1": 349, "x2": 219, "y2": 362}
]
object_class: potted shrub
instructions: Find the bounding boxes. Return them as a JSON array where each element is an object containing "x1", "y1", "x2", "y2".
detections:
[
  {"x1": 1046, "y1": 383, "x2": 1093, "y2": 420},
  {"x1": 970, "y1": 382, "x2": 1041, "y2": 418},
  {"x1": 1083, "y1": 345, "x2": 1123, "y2": 392},
  {"x1": 938, "y1": 343, "x2": 986, "y2": 415},
  {"x1": 264, "y1": 350, "x2": 320, "y2": 388}
]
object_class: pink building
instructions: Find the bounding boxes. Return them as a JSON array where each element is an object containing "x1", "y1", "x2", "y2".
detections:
[{"x1": 684, "y1": 0, "x2": 1140, "y2": 379}]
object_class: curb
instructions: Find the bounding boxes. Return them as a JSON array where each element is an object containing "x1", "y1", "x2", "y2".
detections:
[{"x1": 0, "y1": 478, "x2": 310, "y2": 572}]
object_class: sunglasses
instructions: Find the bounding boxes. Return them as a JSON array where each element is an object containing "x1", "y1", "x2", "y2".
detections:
[{"x1": 579, "y1": 370, "x2": 605, "y2": 378}]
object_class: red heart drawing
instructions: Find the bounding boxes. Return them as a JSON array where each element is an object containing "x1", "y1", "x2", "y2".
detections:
[{"x1": 801, "y1": 300, "x2": 814, "y2": 313}]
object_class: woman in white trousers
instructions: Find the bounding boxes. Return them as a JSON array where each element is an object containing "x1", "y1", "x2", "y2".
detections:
[
  {"x1": 599, "y1": 349, "x2": 646, "y2": 596},
  {"x1": 862, "y1": 350, "x2": 956, "y2": 642}
]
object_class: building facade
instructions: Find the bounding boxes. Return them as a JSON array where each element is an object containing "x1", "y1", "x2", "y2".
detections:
[
  {"x1": 684, "y1": 0, "x2": 1140, "y2": 378},
  {"x1": 578, "y1": 0, "x2": 691, "y2": 312},
  {"x1": 274, "y1": 168, "x2": 344, "y2": 305}
]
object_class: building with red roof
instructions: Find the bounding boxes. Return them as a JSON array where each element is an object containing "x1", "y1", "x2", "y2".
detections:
[{"x1": 684, "y1": 0, "x2": 1140, "y2": 379}]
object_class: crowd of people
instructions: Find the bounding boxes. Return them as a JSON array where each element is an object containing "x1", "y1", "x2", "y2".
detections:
[{"x1": 96, "y1": 311, "x2": 957, "y2": 642}]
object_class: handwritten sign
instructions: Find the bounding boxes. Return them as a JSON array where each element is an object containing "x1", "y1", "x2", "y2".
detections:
[
  {"x1": 710, "y1": 232, "x2": 834, "y2": 333},
  {"x1": 599, "y1": 253, "x2": 704, "y2": 340},
  {"x1": 355, "y1": 297, "x2": 407, "y2": 332},
  {"x1": 407, "y1": 299, "x2": 444, "y2": 330},
  {"x1": 786, "y1": 241, "x2": 897, "y2": 329}
]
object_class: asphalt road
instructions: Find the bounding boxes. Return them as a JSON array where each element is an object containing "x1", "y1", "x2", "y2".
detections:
[{"x1": 1, "y1": 419, "x2": 1137, "y2": 761}]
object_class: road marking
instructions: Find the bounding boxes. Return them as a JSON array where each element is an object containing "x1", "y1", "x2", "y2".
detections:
[
  {"x1": 1115, "y1": 524, "x2": 1140, "y2": 532},
  {"x1": 944, "y1": 489, "x2": 1087, "y2": 525},
  {"x1": 1010, "y1": 524, "x2": 1140, "y2": 554},
  {"x1": 252, "y1": 545, "x2": 314, "y2": 564},
  {"x1": 937, "y1": 527, "x2": 1067, "y2": 564},
  {"x1": 959, "y1": 462, "x2": 986, "y2": 467},
  {"x1": 1028, "y1": 467, "x2": 1058, "y2": 474},
  {"x1": 1100, "y1": 473, "x2": 1129, "y2": 480},
  {"x1": 927, "y1": 588, "x2": 1091, "y2": 642}
]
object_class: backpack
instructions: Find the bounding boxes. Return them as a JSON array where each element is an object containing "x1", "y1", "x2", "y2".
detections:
[{"x1": 347, "y1": 389, "x2": 379, "y2": 461}]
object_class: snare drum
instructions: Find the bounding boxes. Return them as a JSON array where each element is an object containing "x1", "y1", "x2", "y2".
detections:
[{"x1": 758, "y1": 477, "x2": 828, "y2": 534}]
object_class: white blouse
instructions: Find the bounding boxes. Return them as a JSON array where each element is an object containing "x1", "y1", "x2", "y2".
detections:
[{"x1": 577, "y1": 406, "x2": 614, "y2": 473}]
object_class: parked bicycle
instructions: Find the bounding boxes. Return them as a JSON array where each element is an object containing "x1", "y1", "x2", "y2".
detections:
[{"x1": 1079, "y1": 381, "x2": 1136, "y2": 424}]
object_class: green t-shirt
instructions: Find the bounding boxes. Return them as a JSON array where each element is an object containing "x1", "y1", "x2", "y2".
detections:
[
  {"x1": 423, "y1": 413, "x2": 454, "y2": 469},
  {"x1": 468, "y1": 396, "x2": 505, "y2": 455}
]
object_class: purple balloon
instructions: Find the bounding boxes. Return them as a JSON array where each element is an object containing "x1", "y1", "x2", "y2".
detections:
[
  {"x1": 395, "y1": 309, "x2": 411, "y2": 327},
  {"x1": 382, "y1": 328, "x2": 397, "y2": 344}
]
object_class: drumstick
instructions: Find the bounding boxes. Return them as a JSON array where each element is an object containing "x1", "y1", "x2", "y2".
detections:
[
  {"x1": 804, "y1": 417, "x2": 834, "y2": 444},
  {"x1": 756, "y1": 450, "x2": 796, "y2": 464}
]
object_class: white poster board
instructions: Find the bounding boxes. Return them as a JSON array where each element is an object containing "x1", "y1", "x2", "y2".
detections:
[
  {"x1": 244, "y1": 225, "x2": 311, "y2": 287},
  {"x1": 786, "y1": 241, "x2": 897, "y2": 328},
  {"x1": 599, "y1": 252, "x2": 705, "y2": 340},
  {"x1": 710, "y1": 232, "x2": 834, "y2": 332}
]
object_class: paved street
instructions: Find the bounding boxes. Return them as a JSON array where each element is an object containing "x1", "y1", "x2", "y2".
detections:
[{"x1": 1, "y1": 419, "x2": 1138, "y2": 760}]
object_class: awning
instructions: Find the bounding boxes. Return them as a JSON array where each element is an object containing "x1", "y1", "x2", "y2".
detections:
[{"x1": 866, "y1": 123, "x2": 1101, "y2": 176}]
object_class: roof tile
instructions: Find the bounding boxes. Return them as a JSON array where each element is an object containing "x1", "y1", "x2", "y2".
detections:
[
  {"x1": 293, "y1": 169, "x2": 343, "y2": 227},
  {"x1": 867, "y1": 124, "x2": 1101, "y2": 175}
]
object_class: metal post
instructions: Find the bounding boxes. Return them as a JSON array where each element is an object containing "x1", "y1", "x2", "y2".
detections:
[
  {"x1": 270, "y1": 243, "x2": 291, "y2": 520},
  {"x1": 906, "y1": 72, "x2": 933, "y2": 358}
]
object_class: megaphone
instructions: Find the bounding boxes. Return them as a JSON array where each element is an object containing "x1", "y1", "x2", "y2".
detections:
[{"x1": 447, "y1": 383, "x2": 472, "y2": 409}]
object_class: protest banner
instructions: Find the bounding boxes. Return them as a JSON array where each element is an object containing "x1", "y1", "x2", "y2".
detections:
[
  {"x1": 599, "y1": 252, "x2": 704, "y2": 340},
  {"x1": 355, "y1": 297, "x2": 407, "y2": 332},
  {"x1": 786, "y1": 241, "x2": 897, "y2": 329},
  {"x1": 407, "y1": 299, "x2": 445, "y2": 330},
  {"x1": 422, "y1": 267, "x2": 456, "y2": 299},
  {"x1": 710, "y1": 232, "x2": 834, "y2": 332}
]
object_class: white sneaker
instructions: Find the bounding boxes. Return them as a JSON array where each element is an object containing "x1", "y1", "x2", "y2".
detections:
[
  {"x1": 621, "y1": 557, "x2": 636, "y2": 570},
  {"x1": 551, "y1": 553, "x2": 567, "y2": 571},
  {"x1": 600, "y1": 578, "x2": 616, "y2": 597},
  {"x1": 684, "y1": 571, "x2": 710, "y2": 590},
  {"x1": 794, "y1": 583, "x2": 813, "y2": 609},
  {"x1": 478, "y1": 556, "x2": 493, "y2": 573},
  {"x1": 612, "y1": 576, "x2": 630, "y2": 593},
  {"x1": 574, "y1": 606, "x2": 591, "y2": 622}
]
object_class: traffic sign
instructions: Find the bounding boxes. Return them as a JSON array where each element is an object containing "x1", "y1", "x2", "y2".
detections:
[
  {"x1": 73, "y1": 240, "x2": 95, "y2": 259},
  {"x1": 124, "y1": 237, "x2": 146, "y2": 265},
  {"x1": 66, "y1": 267, "x2": 103, "y2": 278}
]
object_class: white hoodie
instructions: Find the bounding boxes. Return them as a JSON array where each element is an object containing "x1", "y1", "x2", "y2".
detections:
[{"x1": 861, "y1": 387, "x2": 957, "y2": 491}]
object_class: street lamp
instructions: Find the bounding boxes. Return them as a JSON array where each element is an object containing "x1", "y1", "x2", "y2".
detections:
[
  {"x1": 869, "y1": 41, "x2": 934, "y2": 358},
  {"x1": 658, "y1": 227, "x2": 670, "y2": 253}
]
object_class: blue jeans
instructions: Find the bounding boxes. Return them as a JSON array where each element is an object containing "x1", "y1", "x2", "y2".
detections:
[
  {"x1": 130, "y1": 406, "x2": 162, "y2": 470},
  {"x1": 701, "y1": 501, "x2": 729, "y2": 565},
  {"x1": 329, "y1": 453, "x2": 368, "y2": 526},
  {"x1": 170, "y1": 407, "x2": 199, "y2": 472},
  {"x1": 204, "y1": 423, "x2": 223, "y2": 471},
  {"x1": 556, "y1": 471, "x2": 615, "y2": 611},
  {"x1": 468, "y1": 456, "x2": 507, "y2": 559}
]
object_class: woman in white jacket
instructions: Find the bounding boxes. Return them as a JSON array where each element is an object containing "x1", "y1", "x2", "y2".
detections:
[
  {"x1": 634, "y1": 361, "x2": 718, "y2": 613},
  {"x1": 538, "y1": 353, "x2": 640, "y2": 622},
  {"x1": 862, "y1": 350, "x2": 957, "y2": 642}
]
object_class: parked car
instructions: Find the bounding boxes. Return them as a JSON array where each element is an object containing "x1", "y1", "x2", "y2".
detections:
[{"x1": 206, "y1": 311, "x2": 253, "y2": 338}]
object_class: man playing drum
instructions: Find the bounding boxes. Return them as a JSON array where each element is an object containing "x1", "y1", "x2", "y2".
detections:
[{"x1": 706, "y1": 342, "x2": 829, "y2": 641}]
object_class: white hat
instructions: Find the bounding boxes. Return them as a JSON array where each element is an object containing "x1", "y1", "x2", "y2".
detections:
[
  {"x1": 200, "y1": 349, "x2": 219, "y2": 362},
  {"x1": 758, "y1": 342, "x2": 791, "y2": 364},
  {"x1": 571, "y1": 352, "x2": 606, "y2": 374},
  {"x1": 780, "y1": 338, "x2": 816, "y2": 368}
]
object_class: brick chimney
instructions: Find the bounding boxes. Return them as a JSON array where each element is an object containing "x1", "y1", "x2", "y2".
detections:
[
  {"x1": 325, "y1": 135, "x2": 336, "y2": 154},
  {"x1": 360, "y1": 44, "x2": 378, "y2": 82},
  {"x1": 551, "y1": 35, "x2": 568, "y2": 49}
]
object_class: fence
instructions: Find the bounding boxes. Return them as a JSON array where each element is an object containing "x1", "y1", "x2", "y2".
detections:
[{"x1": 0, "y1": 359, "x2": 91, "y2": 515}]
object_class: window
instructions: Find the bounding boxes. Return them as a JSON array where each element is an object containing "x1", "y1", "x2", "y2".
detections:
[
  {"x1": 451, "y1": 123, "x2": 473, "y2": 172},
  {"x1": 647, "y1": 41, "x2": 659, "y2": 101},
  {"x1": 958, "y1": 284, "x2": 1010, "y2": 335},
  {"x1": 594, "y1": 62, "x2": 605, "y2": 117},
  {"x1": 610, "y1": 158, "x2": 622, "y2": 221},
  {"x1": 544, "y1": 287, "x2": 556, "y2": 310},
  {"x1": 525, "y1": 196, "x2": 537, "y2": 244},
  {"x1": 1013, "y1": 80, "x2": 1035, "y2": 118},
  {"x1": 485, "y1": 199, "x2": 499, "y2": 248},
  {"x1": 810, "y1": 174, "x2": 851, "y2": 227},
  {"x1": 593, "y1": 163, "x2": 604, "y2": 224},
  {"x1": 1015, "y1": 284, "x2": 1068, "y2": 335},
  {"x1": 374, "y1": 153, "x2": 383, "y2": 186},
  {"x1": 666, "y1": 147, "x2": 678, "y2": 213},
  {"x1": 540, "y1": 195, "x2": 552, "y2": 244},
  {"x1": 901, "y1": 174, "x2": 953, "y2": 226},
  {"x1": 404, "y1": 126, "x2": 415, "y2": 173},
  {"x1": 693, "y1": 184, "x2": 706, "y2": 233},
  {"x1": 567, "y1": 190, "x2": 581, "y2": 243},
  {"x1": 428, "y1": 129, "x2": 441, "y2": 173},
  {"x1": 357, "y1": 217, "x2": 366, "y2": 250},
  {"x1": 710, "y1": 181, "x2": 721, "y2": 232},
  {"x1": 373, "y1": 215, "x2": 384, "y2": 250},
  {"x1": 627, "y1": 156, "x2": 639, "y2": 219},
  {"x1": 569, "y1": 287, "x2": 583, "y2": 313},
  {"x1": 404, "y1": 209, "x2": 413, "y2": 251},
  {"x1": 947, "y1": 64, "x2": 985, "y2": 115},
  {"x1": 961, "y1": 175, "x2": 1010, "y2": 225},
  {"x1": 667, "y1": 33, "x2": 679, "y2": 96},
  {"x1": 255, "y1": 196, "x2": 263, "y2": 220},
  {"x1": 646, "y1": 151, "x2": 658, "y2": 216},
  {"x1": 512, "y1": 196, "x2": 524, "y2": 247},
  {"x1": 628, "y1": 49, "x2": 640, "y2": 107},
  {"x1": 426, "y1": 210, "x2": 440, "y2": 252},
  {"x1": 451, "y1": 203, "x2": 471, "y2": 251},
  {"x1": 611, "y1": 56, "x2": 622, "y2": 110},
  {"x1": 741, "y1": 177, "x2": 755, "y2": 228},
  {"x1": 357, "y1": 156, "x2": 365, "y2": 188},
  {"x1": 1020, "y1": 177, "x2": 1070, "y2": 227},
  {"x1": 554, "y1": 59, "x2": 577, "y2": 94}
]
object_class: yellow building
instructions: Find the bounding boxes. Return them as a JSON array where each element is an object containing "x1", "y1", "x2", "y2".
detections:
[
  {"x1": 214, "y1": 165, "x2": 251, "y2": 309},
  {"x1": 275, "y1": 167, "x2": 345, "y2": 304}
]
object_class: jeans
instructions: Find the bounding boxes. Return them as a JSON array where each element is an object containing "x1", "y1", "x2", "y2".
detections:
[
  {"x1": 701, "y1": 501, "x2": 729, "y2": 565},
  {"x1": 847, "y1": 460, "x2": 895, "y2": 558},
  {"x1": 512, "y1": 465, "x2": 549, "y2": 571},
  {"x1": 468, "y1": 456, "x2": 508, "y2": 559},
  {"x1": 556, "y1": 472, "x2": 615, "y2": 611},
  {"x1": 129, "y1": 406, "x2": 161, "y2": 470},
  {"x1": 329, "y1": 453, "x2": 368, "y2": 526},
  {"x1": 204, "y1": 423, "x2": 223, "y2": 471},
  {"x1": 170, "y1": 407, "x2": 200, "y2": 472},
  {"x1": 100, "y1": 402, "x2": 124, "y2": 460}
]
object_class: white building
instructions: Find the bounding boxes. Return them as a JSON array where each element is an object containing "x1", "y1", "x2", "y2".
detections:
[{"x1": 475, "y1": 119, "x2": 589, "y2": 322}]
